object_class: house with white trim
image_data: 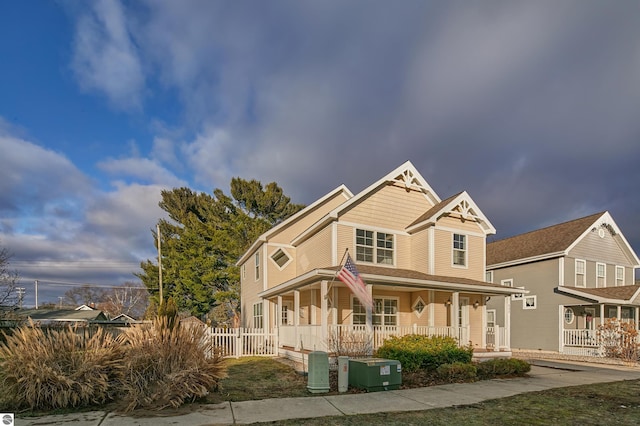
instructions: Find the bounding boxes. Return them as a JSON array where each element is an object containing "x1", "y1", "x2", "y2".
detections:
[
  {"x1": 486, "y1": 212, "x2": 640, "y2": 356},
  {"x1": 237, "y1": 161, "x2": 521, "y2": 360}
]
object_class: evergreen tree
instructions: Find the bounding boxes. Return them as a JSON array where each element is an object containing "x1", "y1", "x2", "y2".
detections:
[{"x1": 137, "y1": 179, "x2": 304, "y2": 319}]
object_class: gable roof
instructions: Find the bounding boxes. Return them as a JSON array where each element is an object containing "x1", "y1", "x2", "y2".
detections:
[
  {"x1": 488, "y1": 211, "x2": 640, "y2": 268},
  {"x1": 292, "y1": 161, "x2": 441, "y2": 245},
  {"x1": 406, "y1": 191, "x2": 496, "y2": 235},
  {"x1": 236, "y1": 184, "x2": 353, "y2": 265},
  {"x1": 19, "y1": 308, "x2": 108, "y2": 322},
  {"x1": 487, "y1": 212, "x2": 604, "y2": 267}
]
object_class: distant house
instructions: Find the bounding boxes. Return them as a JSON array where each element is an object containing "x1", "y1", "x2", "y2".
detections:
[
  {"x1": 237, "y1": 161, "x2": 521, "y2": 361},
  {"x1": 19, "y1": 308, "x2": 109, "y2": 324},
  {"x1": 111, "y1": 313, "x2": 137, "y2": 323},
  {"x1": 486, "y1": 212, "x2": 640, "y2": 355}
]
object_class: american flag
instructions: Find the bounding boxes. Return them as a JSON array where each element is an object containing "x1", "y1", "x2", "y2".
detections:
[{"x1": 337, "y1": 253, "x2": 374, "y2": 309}]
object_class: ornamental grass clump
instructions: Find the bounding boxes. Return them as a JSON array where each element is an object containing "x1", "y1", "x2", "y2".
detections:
[
  {"x1": 476, "y1": 358, "x2": 531, "y2": 379},
  {"x1": 0, "y1": 320, "x2": 123, "y2": 411},
  {"x1": 117, "y1": 315, "x2": 227, "y2": 412},
  {"x1": 375, "y1": 334, "x2": 473, "y2": 372}
]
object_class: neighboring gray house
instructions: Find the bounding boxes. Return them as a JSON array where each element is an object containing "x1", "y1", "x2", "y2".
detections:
[
  {"x1": 19, "y1": 308, "x2": 109, "y2": 324},
  {"x1": 486, "y1": 211, "x2": 640, "y2": 355}
]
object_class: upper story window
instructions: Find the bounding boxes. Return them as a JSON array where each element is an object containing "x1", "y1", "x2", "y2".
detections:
[
  {"x1": 596, "y1": 263, "x2": 606, "y2": 288},
  {"x1": 255, "y1": 252, "x2": 260, "y2": 280},
  {"x1": 241, "y1": 264, "x2": 246, "y2": 281},
  {"x1": 616, "y1": 266, "x2": 625, "y2": 287},
  {"x1": 253, "y1": 302, "x2": 263, "y2": 328},
  {"x1": 271, "y1": 248, "x2": 291, "y2": 269},
  {"x1": 485, "y1": 271, "x2": 493, "y2": 283},
  {"x1": 575, "y1": 259, "x2": 586, "y2": 287},
  {"x1": 356, "y1": 229, "x2": 394, "y2": 265},
  {"x1": 501, "y1": 279, "x2": 513, "y2": 287},
  {"x1": 453, "y1": 233, "x2": 466, "y2": 266}
]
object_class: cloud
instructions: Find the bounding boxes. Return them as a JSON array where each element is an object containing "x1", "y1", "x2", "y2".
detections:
[
  {"x1": 70, "y1": 0, "x2": 145, "y2": 110},
  {"x1": 97, "y1": 156, "x2": 186, "y2": 187}
]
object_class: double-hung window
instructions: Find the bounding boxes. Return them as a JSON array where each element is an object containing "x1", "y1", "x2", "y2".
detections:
[
  {"x1": 356, "y1": 229, "x2": 394, "y2": 265},
  {"x1": 616, "y1": 266, "x2": 625, "y2": 287},
  {"x1": 596, "y1": 263, "x2": 606, "y2": 288},
  {"x1": 352, "y1": 297, "x2": 398, "y2": 326},
  {"x1": 255, "y1": 252, "x2": 260, "y2": 280},
  {"x1": 253, "y1": 303, "x2": 263, "y2": 328},
  {"x1": 453, "y1": 233, "x2": 467, "y2": 266},
  {"x1": 575, "y1": 259, "x2": 586, "y2": 287}
]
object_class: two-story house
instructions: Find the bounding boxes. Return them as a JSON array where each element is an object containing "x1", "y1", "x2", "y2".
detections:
[
  {"x1": 486, "y1": 212, "x2": 640, "y2": 356},
  {"x1": 237, "y1": 161, "x2": 521, "y2": 360}
]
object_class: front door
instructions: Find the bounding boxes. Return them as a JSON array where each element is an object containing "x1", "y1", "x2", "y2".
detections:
[{"x1": 459, "y1": 297, "x2": 470, "y2": 343}]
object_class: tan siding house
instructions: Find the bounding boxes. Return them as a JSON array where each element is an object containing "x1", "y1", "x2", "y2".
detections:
[
  {"x1": 238, "y1": 161, "x2": 520, "y2": 361},
  {"x1": 487, "y1": 212, "x2": 640, "y2": 355}
]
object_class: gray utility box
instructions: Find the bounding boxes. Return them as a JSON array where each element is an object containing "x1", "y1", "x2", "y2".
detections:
[
  {"x1": 307, "y1": 351, "x2": 330, "y2": 393},
  {"x1": 348, "y1": 358, "x2": 401, "y2": 391}
]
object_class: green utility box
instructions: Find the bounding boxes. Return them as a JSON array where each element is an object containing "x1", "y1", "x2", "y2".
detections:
[
  {"x1": 348, "y1": 358, "x2": 402, "y2": 391},
  {"x1": 307, "y1": 351, "x2": 330, "y2": 393}
]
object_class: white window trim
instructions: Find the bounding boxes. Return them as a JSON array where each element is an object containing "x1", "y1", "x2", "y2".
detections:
[
  {"x1": 352, "y1": 295, "x2": 399, "y2": 326},
  {"x1": 241, "y1": 264, "x2": 246, "y2": 281},
  {"x1": 523, "y1": 295, "x2": 537, "y2": 310},
  {"x1": 412, "y1": 296, "x2": 426, "y2": 318},
  {"x1": 253, "y1": 302, "x2": 263, "y2": 328},
  {"x1": 575, "y1": 259, "x2": 586, "y2": 287},
  {"x1": 511, "y1": 286, "x2": 525, "y2": 300},
  {"x1": 486, "y1": 309, "x2": 496, "y2": 328},
  {"x1": 501, "y1": 279, "x2": 513, "y2": 288},
  {"x1": 564, "y1": 307, "x2": 574, "y2": 325},
  {"x1": 452, "y1": 233, "x2": 468, "y2": 269},
  {"x1": 255, "y1": 252, "x2": 260, "y2": 281},
  {"x1": 485, "y1": 271, "x2": 493, "y2": 283},
  {"x1": 596, "y1": 262, "x2": 606, "y2": 288},
  {"x1": 270, "y1": 247, "x2": 293, "y2": 270},
  {"x1": 616, "y1": 266, "x2": 625, "y2": 287},
  {"x1": 354, "y1": 227, "x2": 395, "y2": 266}
]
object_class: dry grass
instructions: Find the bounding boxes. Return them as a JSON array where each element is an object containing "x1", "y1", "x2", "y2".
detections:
[
  {"x1": 0, "y1": 320, "x2": 123, "y2": 411},
  {"x1": 116, "y1": 317, "x2": 227, "y2": 412}
]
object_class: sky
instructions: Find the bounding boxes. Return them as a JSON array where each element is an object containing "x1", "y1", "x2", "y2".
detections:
[{"x1": 1, "y1": 1, "x2": 639, "y2": 307}]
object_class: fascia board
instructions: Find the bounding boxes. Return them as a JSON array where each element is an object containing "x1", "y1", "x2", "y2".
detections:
[
  {"x1": 557, "y1": 286, "x2": 640, "y2": 305},
  {"x1": 487, "y1": 252, "x2": 566, "y2": 270}
]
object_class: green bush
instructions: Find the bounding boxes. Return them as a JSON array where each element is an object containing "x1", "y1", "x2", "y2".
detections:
[
  {"x1": 436, "y1": 362, "x2": 477, "y2": 382},
  {"x1": 375, "y1": 334, "x2": 473, "y2": 373},
  {"x1": 476, "y1": 358, "x2": 531, "y2": 379},
  {"x1": 0, "y1": 321, "x2": 123, "y2": 411}
]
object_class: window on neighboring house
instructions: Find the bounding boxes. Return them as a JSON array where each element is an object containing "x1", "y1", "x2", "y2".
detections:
[
  {"x1": 616, "y1": 266, "x2": 625, "y2": 287},
  {"x1": 271, "y1": 248, "x2": 290, "y2": 268},
  {"x1": 501, "y1": 279, "x2": 513, "y2": 287},
  {"x1": 485, "y1": 271, "x2": 493, "y2": 283},
  {"x1": 596, "y1": 263, "x2": 606, "y2": 288},
  {"x1": 575, "y1": 259, "x2": 585, "y2": 287},
  {"x1": 253, "y1": 302, "x2": 263, "y2": 328},
  {"x1": 255, "y1": 252, "x2": 260, "y2": 280},
  {"x1": 486, "y1": 310, "x2": 496, "y2": 328},
  {"x1": 453, "y1": 233, "x2": 466, "y2": 266},
  {"x1": 512, "y1": 286, "x2": 525, "y2": 300},
  {"x1": 523, "y1": 295, "x2": 537, "y2": 309},
  {"x1": 241, "y1": 264, "x2": 246, "y2": 280},
  {"x1": 352, "y1": 297, "x2": 398, "y2": 326},
  {"x1": 356, "y1": 229, "x2": 394, "y2": 265},
  {"x1": 564, "y1": 308, "x2": 574, "y2": 325}
]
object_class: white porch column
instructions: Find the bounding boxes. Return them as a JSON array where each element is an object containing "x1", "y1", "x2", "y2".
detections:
[
  {"x1": 321, "y1": 280, "x2": 328, "y2": 347},
  {"x1": 366, "y1": 284, "x2": 374, "y2": 352},
  {"x1": 277, "y1": 295, "x2": 283, "y2": 328},
  {"x1": 451, "y1": 292, "x2": 459, "y2": 329},
  {"x1": 504, "y1": 295, "x2": 511, "y2": 349},
  {"x1": 481, "y1": 302, "x2": 487, "y2": 349},
  {"x1": 600, "y1": 304, "x2": 605, "y2": 325},
  {"x1": 332, "y1": 286, "x2": 338, "y2": 325},
  {"x1": 635, "y1": 307, "x2": 640, "y2": 331},
  {"x1": 294, "y1": 290, "x2": 300, "y2": 350},
  {"x1": 617, "y1": 305, "x2": 622, "y2": 321},
  {"x1": 558, "y1": 305, "x2": 564, "y2": 353},
  {"x1": 428, "y1": 290, "x2": 435, "y2": 327},
  {"x1": 263, "y1": 299, "x2": 270, "y2": 331}
]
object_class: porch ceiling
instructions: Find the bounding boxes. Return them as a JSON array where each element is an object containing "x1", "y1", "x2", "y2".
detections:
[{"x1": 258, "y1": 264, "x2": 524, "y2": 299}]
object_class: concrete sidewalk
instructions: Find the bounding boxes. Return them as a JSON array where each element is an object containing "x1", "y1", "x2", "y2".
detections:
[{"x1": 15, "y1": 360, "x2": 640, "y2": 426}]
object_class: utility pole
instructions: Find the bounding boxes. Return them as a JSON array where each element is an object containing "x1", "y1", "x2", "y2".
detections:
[
  {"x1": 157, "y1": 223, "x2": 163, "y2": 303},
  {"x1": 35, "y1": 280, "x2": 38, "y2": 309},
  {"x1": 16, "y1": 287, "x2": 25, "y2": 309}
]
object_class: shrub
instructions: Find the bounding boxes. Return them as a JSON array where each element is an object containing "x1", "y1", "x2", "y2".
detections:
[
  {"x1": 436, "y1": 362, "x2": 477, "y2": 382},
  {"x1": 325, "y1": 328, "x2": 373, "y2": 357},
  {"x1": 0, "y1": 321, "x2": 123, "y2": 411},
  {"x1": 597, "y1": 319, "x2": 639, "y2": 362},
  {"x1": 375, "y1": 335, "x2": 473, "y2": 373},
  {"x1": 476, "y1": 358, "x2": 531, "y2": 379},
  {"x1": 117, "y1": 316, "x2": 227, "y2": 412}
]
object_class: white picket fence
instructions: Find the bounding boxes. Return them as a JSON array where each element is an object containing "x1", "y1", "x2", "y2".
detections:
[{"x1": 207, "y1": 327, "x2": 278, "y2": 358}]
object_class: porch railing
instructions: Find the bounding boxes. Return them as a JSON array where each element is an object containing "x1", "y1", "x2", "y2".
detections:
[
  {"x1": 486, "y1": 326, "x2": 508, "y2": 352},
  {"x1": 207, "y1": 327, "x2": 278, "y2": 358}
]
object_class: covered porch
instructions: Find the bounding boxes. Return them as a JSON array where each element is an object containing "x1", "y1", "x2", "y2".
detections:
[
  {"x1": 258, "y1": 265, "x2": 520, "y2": 360},
  {"x1": 559, "y1": 285, "x2": 640, "y2": 356}
]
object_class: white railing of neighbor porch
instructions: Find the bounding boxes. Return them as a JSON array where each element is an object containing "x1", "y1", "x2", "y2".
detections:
[
  {"x1": 207, "y1": 327, "x2": 278, "y2": 358},
  {"x1": 486, "y1": 326, "x2": 508, "y2": 352},
  {"x1": 562, "y1": 329, "x2": 602, "y2": 357}
]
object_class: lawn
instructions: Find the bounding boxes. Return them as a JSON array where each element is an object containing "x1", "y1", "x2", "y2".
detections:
[{"x1": 209, "y1": 357, "x2": 640, "y2": 425}]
